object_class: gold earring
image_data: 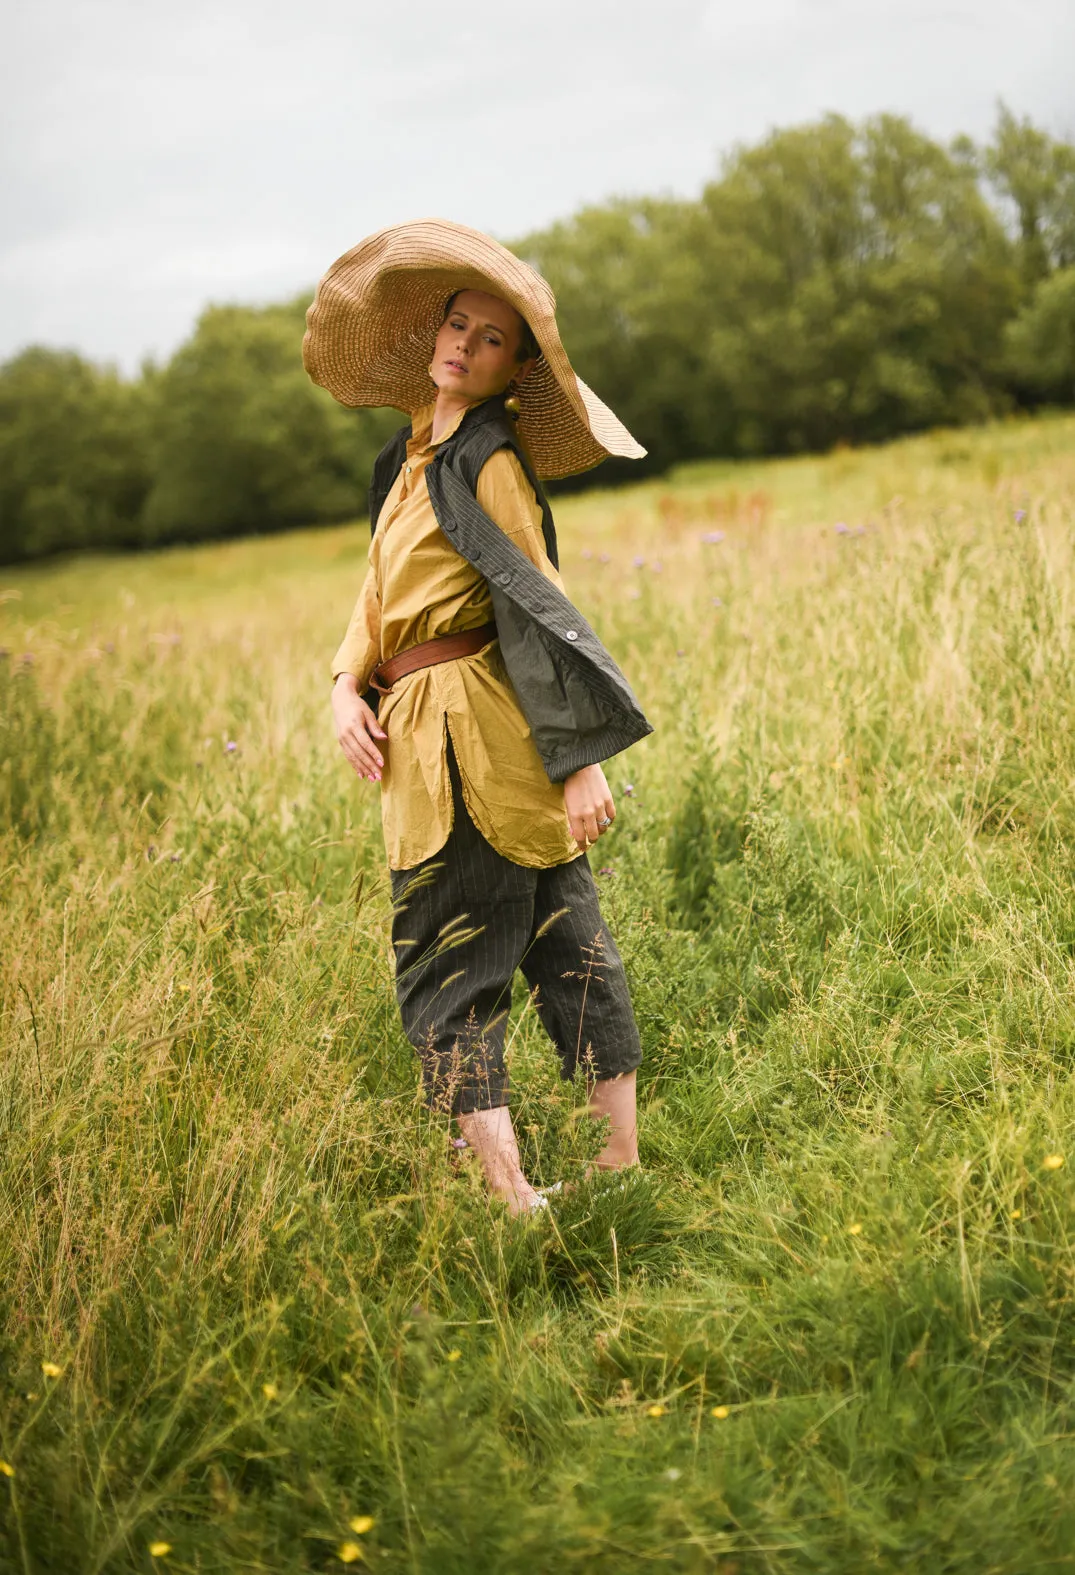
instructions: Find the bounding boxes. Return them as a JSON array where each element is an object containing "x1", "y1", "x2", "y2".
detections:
[{"x1": 504, "y1": 382, "x2": 521, "y2": 418}]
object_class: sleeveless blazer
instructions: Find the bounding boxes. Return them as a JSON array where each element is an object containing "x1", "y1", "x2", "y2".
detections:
[{"x1": 364, "y1": 393, "x2": 653, "y2": 782}]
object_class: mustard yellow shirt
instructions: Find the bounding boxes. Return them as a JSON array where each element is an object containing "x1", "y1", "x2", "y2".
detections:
[{"x1": 331, "y1": 400, "x2": 582, "y2": 872}]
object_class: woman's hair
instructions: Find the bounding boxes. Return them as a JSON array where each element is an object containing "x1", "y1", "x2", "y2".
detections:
[{"x1": 442, "y1": 291, "x2": 540, "y2": 363}]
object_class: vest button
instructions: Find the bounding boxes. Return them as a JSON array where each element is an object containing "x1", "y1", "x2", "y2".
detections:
[
  {"x1": 565, "y1": 629, "x2": 579, "y2": 640},
  {"x1": 497, "y1": 571, "x2": 512, "y2": 586}
]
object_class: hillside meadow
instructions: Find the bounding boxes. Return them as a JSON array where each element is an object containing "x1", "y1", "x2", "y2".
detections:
[{"x1": 1, "y1": 412, "x2": 1074, "y2": 1572}]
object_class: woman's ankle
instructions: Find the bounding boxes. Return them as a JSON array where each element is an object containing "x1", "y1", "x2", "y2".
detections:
[{"x1": 585, "y1": 1152, "x2": 640, "y2": 1177}]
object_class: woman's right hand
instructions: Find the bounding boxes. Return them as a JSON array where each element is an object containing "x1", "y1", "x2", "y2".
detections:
[{"x1": 332, "y1": 674, "x2": 388, "y2": 782}]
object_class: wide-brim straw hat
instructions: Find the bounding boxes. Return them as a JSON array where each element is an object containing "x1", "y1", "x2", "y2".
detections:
[{"x1": 302, "y1": 218, "x2": 646, "y2": 480}]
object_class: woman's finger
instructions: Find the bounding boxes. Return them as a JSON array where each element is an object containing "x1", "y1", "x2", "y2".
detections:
[
  {"x1": 358, "y1": 702, "x2": 388, "y2": 741},
  {"x1": 341, "y1": 739, "x2": 372, "y2": 779},
  {"x1": 349, "y1": 724, "x2": 384, "y2": 772},
  {"x1": 342, "y1": 728, "x2": 382, "y2": 779}
]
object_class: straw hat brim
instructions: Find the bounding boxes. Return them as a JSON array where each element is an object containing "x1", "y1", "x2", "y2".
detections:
[{"x1": 302, "y1": 218, "x2": 646, "y2": 481}]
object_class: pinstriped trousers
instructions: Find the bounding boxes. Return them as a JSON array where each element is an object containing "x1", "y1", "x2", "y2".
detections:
[{"x1": 388, "y1": 736, "x2": 643, "y2": 1116}]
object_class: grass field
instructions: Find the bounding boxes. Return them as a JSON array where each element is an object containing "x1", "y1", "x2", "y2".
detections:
[{"x1": 2, "y1": 411, "x2": 1074, "y2": 1573}]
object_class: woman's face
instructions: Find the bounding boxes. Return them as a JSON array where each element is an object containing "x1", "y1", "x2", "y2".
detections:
[{"x1": 430, "y1": 289, "x2": 534, "y2": 403}]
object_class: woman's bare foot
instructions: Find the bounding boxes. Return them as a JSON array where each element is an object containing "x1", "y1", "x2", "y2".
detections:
[
  {"x1": 454, "y1": 1103, "x2": 546, "y2": 1216},
  {"x1": 561, "y1": 1070, "x2": 641, "y2": 1193},
  {"x1": 586, "y1": 1068, "x2": 640, "y2": 1167}
]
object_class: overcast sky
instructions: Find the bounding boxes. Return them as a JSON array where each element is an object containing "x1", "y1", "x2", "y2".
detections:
[{"x1": 2, "y1": 0, "x2": 1071, "y2": 373}]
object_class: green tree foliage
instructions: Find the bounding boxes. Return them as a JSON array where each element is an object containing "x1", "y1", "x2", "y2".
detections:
[
  {"x1": 517, "y1": 198, "x2": 724, "y2": 475},
  {"x1": 2, "y1": 110, "x2": 1073, "y2": 562},
  {"x1": 142, "y1": 297, "x2": 398, "y2": 546},
  {"x1": 982, "y1": 105, "x2": 1075, "y2": 282},
  {"x1": 1005, "y1": 266, "x2": 1075, "y2": 400},
  {"x1": 521, "y1": 114, "x2": 1022, "y2": 464},
  {"x1": 0, "y1": 348, "x2": 151, "y2": 561},
  {"x1": 698, "y1": 115, "x2": 1019, "y2": 452}
]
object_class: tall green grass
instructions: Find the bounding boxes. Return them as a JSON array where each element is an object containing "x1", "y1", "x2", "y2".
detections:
[{"x1": 2, "y1": 412, "x2": 1074, "y2": 1572}]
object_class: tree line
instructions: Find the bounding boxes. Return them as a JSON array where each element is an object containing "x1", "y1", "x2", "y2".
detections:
[{"x1": 2, "y1": 107, "x2": 1073, "y2": 564}]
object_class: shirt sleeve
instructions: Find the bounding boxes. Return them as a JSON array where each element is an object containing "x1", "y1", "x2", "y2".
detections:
[
  {"x1": 330, "y1": 553, "x2": 381, "y2": 685},
  {"x1": 475, "y1": 449, "x2": 566, "y2": 593}
]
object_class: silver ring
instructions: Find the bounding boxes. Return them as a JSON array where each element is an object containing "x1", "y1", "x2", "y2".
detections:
[{"x1": 598, "y1": 816, "x2": 612, "y2": 827}]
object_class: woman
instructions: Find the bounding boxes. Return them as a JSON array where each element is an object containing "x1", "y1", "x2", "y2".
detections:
[{"x1": 304, "y1": 220, "x2": 653, "y2": 1217}]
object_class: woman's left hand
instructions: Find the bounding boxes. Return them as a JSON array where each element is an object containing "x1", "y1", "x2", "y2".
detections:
[{"x1": 563, "y1": 764, "x2": 615, "y2": 853}]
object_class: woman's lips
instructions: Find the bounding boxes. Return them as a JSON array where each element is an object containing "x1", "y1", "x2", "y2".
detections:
[{"x1": 444, "y1": 359, "x2": 468, "y2": 374}]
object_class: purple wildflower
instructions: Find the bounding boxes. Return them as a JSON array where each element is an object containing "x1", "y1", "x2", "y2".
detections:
[
  {"x1": 1014, "y1": 509, "x2": 1026, "y2": 523},
  {"x1": 712, "y1": 598, "x2": 723, "y2": 608},
  {"x1": 225, "y1": 740, "x2": 238, "y2": 753},
  {"x1": 581, "y1": 548, "x2": 593, "y2": 559},
  {"x1": 599, "y1": 552, "x2": 611, "y2": 564},
  {"x1": 598, "y1": 866, "x2": 615, "y2": 876},
  {"x1": 633, "y1": 555, "x2": 646, "y2": 568},
  {"x1": 451, "y1": 1137, "x2": 468, "y2": 1149},
  {"x1": 700, "y1": 530, "x2": 725, "y2": 545},
  {"x1": 652, "y1": 560, "x2": 663, "y2": 573},
  {"x1": 834, "y1": 523, "x2": 850, "y2": 535},
  {"x1": 676, "y1": 648, "x2": 686, "y2": 657},
  {"x1": 624, "y1": 783, "x2": 635, "y2": 798}
]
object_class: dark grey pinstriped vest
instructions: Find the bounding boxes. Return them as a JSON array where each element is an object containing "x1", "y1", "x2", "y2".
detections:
[{"x1": 365, "y1": 393, "x2": 653, "y2": 783}]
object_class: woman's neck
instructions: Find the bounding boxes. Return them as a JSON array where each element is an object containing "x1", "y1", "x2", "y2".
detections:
[{"x1": 430, "y1": 387, "x2": 473, "y2": 444}]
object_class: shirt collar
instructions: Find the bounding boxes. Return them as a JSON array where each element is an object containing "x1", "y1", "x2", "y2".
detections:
[{"x1": 408, "y1": 397, "x2": 491, "y2": 456}]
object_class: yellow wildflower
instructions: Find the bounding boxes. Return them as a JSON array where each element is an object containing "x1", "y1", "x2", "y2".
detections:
[
  {"x1": 446, "y1": 1350, "x2": 462, "y2": 1362},
  {"x1": 148, "y1": 1543, "x2": 172, "y2": 1558},
  {"x1": 711, "y1": 1405, "x2": 730, "y2": 1419},
  {"x1": 1010, "y1": 1209, "x2": 1022, "y2": 1220},
  {"x1": 1043, "y1": 1154, "x2": 1065, "y2": 1171},
  {"x1": 40, "y1": 1361, "x2": 63, "y2": 1378},
  {"x1": 847, "y1": 1223, "x2": 863, "y2": 1237},
  {"x1": 349, "y1": 1515, "x2": 375, "y2": 1534},
  {"x1": 262, "y1": 1382, "x2": 278, "y2": 1400},
  {"x1": 0, "y1": 1461, "x2": 14, "y2": 1477},
  {"x1": 337, "y1": 1542, "x2": 363, "y2": 1564},
  {"x1": 646, "y1": 1404, "x2": 667, "y2": 1417}
]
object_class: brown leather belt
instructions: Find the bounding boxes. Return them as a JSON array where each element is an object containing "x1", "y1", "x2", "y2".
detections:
[{"x1": 369, "y1": 621, "x2": 498, "y2": 695}]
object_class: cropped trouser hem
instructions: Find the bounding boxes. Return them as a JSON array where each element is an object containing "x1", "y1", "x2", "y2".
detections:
[{"x1": 388, "y1": 736, "x2": 643, "y2": 1117}]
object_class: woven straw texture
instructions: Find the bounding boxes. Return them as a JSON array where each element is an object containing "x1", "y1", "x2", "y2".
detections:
[{"x1": 302, "y1": 218, "x2": 646, "y2": 481}]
